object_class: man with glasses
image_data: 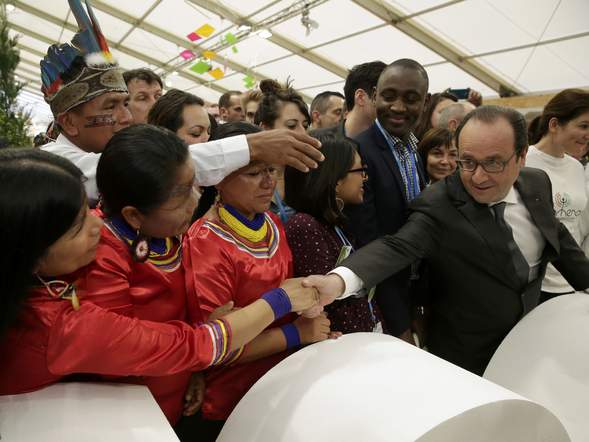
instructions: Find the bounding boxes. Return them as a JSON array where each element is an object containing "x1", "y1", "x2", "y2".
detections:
[{"x1": 305, "y1": 105, "x2": 589, "y2": 375}]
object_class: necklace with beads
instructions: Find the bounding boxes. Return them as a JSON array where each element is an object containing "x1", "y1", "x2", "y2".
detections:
[{"x1": 218, "y1": 204, "x2": 268, "y2": 243}]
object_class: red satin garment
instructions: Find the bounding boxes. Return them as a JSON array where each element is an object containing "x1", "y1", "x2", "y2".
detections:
[
  {"x1": 78, "y1": 219, "x2": 204, "y2": 424},
  {"x1": 186, "y1": 211, "x2": 294, "y2": 420},
  {"x1": 0, "y1": 285, "x2": 215, "y2": 396}
]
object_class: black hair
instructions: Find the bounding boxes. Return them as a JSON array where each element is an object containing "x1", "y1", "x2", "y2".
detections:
[
  {"x1": 97, "y1": 124, "x2": 189, "y2": 216},
  {"x1": 0, "y1": 148, "x2": 85, "y2": 336},
  {"x1": 455, "y1": 105, "x2": 528, "y2": 157},
  {"x1": 415, "y1": 91, "x2": 458, "y2": 140},
  {"x1": 255, "y1": 79, "x2": 310, "y2": 128},
  {"x1": 219, "y1": 91, "x2": 242, "y2": 109},
  {"x1": 123, "y1": 68, "x2": 163, "y2": 89},
  {"x1": 343, "y1": 61, "x2": 387, "y2": 111},
  {"x1": 529, "y1": 89, "x2": 589, "y2": 145},
  {"x1": 192, "y1": 122, "x2": 262, "y2": 221},
  {"x1": 147, "y1": 89, "x2": 205, "y2": 133},
  {"x1": 386, "y1": 59, "x2": 429, "y2": 89},
  {"x1": 285, "y1": 134, "x2": 357, "y2": 227},
  {"x1": 311, "y1": 91, "x2": 345, "y2": 114}
]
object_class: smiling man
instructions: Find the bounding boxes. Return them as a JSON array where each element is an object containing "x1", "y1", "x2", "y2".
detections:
[
  {"x1": 345, "y1": 59, "x2": 429, "y2": 342},
  {"x1": 306, "y1": 105, "x2": 589, "y2": 375}
]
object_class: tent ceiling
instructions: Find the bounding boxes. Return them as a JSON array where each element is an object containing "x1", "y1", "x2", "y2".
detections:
[{"x1": 6, "y1": 0, "x2": 589, "y2": 107}]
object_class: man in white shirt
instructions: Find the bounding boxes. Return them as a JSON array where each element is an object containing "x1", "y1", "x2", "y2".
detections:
[
  {"x1": 40, "y1": 15, "x2": 322, "y2": 204},
  {"x1": 305, "y1": 106, "x2": 589, "y2": 375}
]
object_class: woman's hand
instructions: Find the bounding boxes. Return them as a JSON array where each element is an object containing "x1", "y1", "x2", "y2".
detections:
[
  {"x1": 209, "y1": 301, "x2": 237, "y2": 320},
  {"x1": 294, "y1": 313, "x2": 332, "y2": 345},
  {"x1": 183, "y1": 372, "x2": 205, "y2": 416},
  {"x1": 279, "y1": 277, "x2": 320, "y2": 313}
]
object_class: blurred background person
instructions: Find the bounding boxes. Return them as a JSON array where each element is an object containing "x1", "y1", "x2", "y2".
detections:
[
  {"x1": 417, "y1": 128, "x2": 458, "y2": 184},
  {"x1": 241, "y1": 89, "x2": 262, "y2": 124},
  {"x1": 218, "y1": 91, "x2": 245, "y2": 124},
  {"x1": 310, "y1": 91, "x2": 345, "y2": 130},
  {"x1": 123, "y1": 68, "x2": 163, "y2": 124}
]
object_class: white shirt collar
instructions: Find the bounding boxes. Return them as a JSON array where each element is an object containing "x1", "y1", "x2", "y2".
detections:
[{"x1": 489, "y1": 186, "x2": 518, "y2": 207}]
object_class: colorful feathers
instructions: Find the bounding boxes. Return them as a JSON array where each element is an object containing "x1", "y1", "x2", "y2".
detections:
[{"x1": 68, "y1": 0, "x2": 113, "y2": 65}]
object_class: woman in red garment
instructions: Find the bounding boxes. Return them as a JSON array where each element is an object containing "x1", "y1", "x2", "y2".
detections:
[
  {"x1": 0, "y1": 142, "x2": 319, "y2": 435},
  {"x1": 186, "y1": 122, "x2": 333, "y2": 441}
]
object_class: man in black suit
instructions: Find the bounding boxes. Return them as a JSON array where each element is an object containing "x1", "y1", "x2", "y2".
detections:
[
  {"x1": 308, "y1": 105, "x2": 589, "y2": 375},
  {"x1": 345, "y1": 59, "x2": 429, "y2": 341}
]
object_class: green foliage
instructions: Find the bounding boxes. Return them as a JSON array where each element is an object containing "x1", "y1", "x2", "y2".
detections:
[{"x1": 0, "y1": 5, "x2": 32, "y2": 148}]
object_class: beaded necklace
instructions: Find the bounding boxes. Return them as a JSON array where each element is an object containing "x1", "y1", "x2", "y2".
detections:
[{"x1": 218, "y1": 204, "x2": 268, "y2": 243}]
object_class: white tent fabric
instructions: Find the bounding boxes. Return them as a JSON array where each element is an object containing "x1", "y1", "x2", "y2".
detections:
[{"x1": 6, "y1": 0, "x2": 589, "y2": 117}]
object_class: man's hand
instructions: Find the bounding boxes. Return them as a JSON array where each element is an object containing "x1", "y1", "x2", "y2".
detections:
[
  {"x1": 183, "y1": 372, "x2": 205, "y2": 416},
  {"x1": 302, "y1": 274, "x2": 345, "y2": 309},
  {"x1": 467, "y1": 89, "x2": 482, "y2": 107},
  {"x1": 279, "y1": 277, "x2": 320, "y2": 313},
  {"x1": 246, "y1": 129, "x2": 323, "y2": 172}
]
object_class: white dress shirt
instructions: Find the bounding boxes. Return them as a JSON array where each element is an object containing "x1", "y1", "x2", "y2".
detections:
[
  {"x1": 332, "y1": 186, "x2": 546, "y2": 299},
  {"x1": 43, "y1": 134, "x2": 250, "y2": 202}
]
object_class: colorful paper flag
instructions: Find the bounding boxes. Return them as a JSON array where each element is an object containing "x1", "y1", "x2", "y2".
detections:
[
  {"x1": 209, "y1": 68, "x2": 225, "y2": 80},
  {"x1": 187, "y1": 32, "x2": 201, "y2": 42},
  {"x1": 190, "y1": 60, "x2": 211, "y2": 75},
  {"x1": 225, "y1": 32, "x2": 238, "y2": 45},
  {"x1": 243, "y1": 75, "x2": 256, "y2": 89},
  {"x1": 202, "y1": 50, "x2": 216, "y2": 60},
  {"x1": 180, "y1": 49, "x2": 196, "y2": 60},
  {"x1": 195, "y1": 23, "x2": 215, "y2": 38},
  {"x1": 232, "y1": 46, "x2": 238, "y2": 54}
]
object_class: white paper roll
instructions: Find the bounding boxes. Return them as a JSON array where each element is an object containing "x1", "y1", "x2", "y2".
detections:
[
  {"x1": 485, "y1": 293, "x2": 589, "y2": 441},
  {"x1": 220, "y1": 333, "x2": 569, "y2": 442},
  {"x1": 0, "y1": 382, "x2": 178, "y2": 442}
]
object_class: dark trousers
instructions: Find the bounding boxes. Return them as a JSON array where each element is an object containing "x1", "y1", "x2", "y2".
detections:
[{"x1": 174, "y1": 412, "x2": 225, "y2": 442}]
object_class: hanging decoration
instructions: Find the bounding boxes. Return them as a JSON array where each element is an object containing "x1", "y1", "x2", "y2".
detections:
[
  {"x1": 243, "y1": 75, "x2": 256, "y2": 89},
  {"x1": 186, "y1": 23, "x2": 216, "y2": 42},
  {"x1": 190, "y1": 60, "x2": 212, "y2": 75},
  {"x1": 180, "y1": 49, "x2": 196, "y2": 60}
]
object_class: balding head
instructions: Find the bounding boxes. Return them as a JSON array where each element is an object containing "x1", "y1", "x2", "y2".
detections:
[{"x1": 437, "y1": 102, "x2": 476, "y2": 132}]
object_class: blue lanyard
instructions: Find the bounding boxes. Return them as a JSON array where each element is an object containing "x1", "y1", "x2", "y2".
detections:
[
  {"x1": 376, "y1": 120, "x2": 421, "y2": 201},
  {"x1": 334, "y1": 226, "x2": 353, "y2": 249}
]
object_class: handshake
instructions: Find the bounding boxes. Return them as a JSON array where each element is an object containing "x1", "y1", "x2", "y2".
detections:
[{"x1": 280, "y1": 274, "x2": 346, "y2": 318}]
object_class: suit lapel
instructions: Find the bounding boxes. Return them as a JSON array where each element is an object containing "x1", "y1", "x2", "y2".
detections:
[
  {"x1": 514, "y1": 170, "x2": 559, "y2": 253},
  {"x1": 447, "y1": 174, "x2": 523, "y2": 288},
  {"x1": 372, "y1": 125, "x2": 407, "y2": 196}
]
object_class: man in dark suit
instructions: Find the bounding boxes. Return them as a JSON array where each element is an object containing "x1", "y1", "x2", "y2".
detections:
[
  {"x1": 345, "y1": 59, "x2": 429, "y2": 340},
  {"x1": 307, "y1": 105, "x2": 589, "y2": 375}
]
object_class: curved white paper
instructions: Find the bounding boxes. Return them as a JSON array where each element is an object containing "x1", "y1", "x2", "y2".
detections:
[
  {"x1": 485, "y1": 293, "x2": 589, "y2": 441},
  {"x1": 220, "y1": 333, "x2": 568, "y2": 442},
  {"x1": 0, "y1": 382, "x2": 178, "y2": 442}
]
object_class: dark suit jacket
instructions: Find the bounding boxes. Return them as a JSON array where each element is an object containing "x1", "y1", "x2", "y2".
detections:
[
  {"x1": 345, "y1": 123, "x2": 427, "y2": 335},
  {"x1": 342, "y1": 167, "x2": 589, "y2": 375}
]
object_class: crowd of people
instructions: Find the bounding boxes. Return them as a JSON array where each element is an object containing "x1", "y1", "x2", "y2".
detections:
[{"x1": 3, "y1": 2, "x2": 589, "y2": 440}]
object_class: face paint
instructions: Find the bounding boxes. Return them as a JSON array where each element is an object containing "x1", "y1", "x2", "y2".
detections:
[{"x1": 84, "y1": 114, "x2": 116, "y2": 128}]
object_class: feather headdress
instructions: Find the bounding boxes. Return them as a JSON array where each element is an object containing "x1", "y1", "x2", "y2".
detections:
[{"x1": 40, "y1": 0, "x2": 126, "y2": 115}]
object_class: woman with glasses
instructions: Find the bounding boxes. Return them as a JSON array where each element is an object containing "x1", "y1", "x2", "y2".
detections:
[
  {"x1": 185, "y1": 122, "x2": 331, "y2": 441},
  {"x1": 285, "y1": 134, "x2": 380, "y2": 334},
  {"x1": 526, "y1": 89, "x2": 589, "y2": 303}
]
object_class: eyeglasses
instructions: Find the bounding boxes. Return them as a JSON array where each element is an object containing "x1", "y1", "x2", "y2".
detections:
[
  {"x1": 456, "y1": 152, "x2": 517, "y2": 173},
  {"x1": 348, "y1": 166, "x2": 368, "y2": 178}
]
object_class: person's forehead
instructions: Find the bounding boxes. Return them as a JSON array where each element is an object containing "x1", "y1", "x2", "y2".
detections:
[
  {"x1": 327, "y1": 95, "x2": 344, "y2": 109},
  {"x1": 84, "y1": 91, "x2": 128, "y2": 109},
  {"x1": 378, "y1": 66, "x2": 427, "y2": 92},
  {"x1": 229, "y1": 95, "x2": 242, "y2": 106},
  {"x1": 459, "y1": 118, "x2": 516, "y2": 152},
  {"x1": 128, "y1": 78, "x2": 161, "y2": 92}
]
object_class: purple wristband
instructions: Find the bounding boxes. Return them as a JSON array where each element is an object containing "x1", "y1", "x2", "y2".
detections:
[
  {"x1": 261, "y1": 288, "x2": 292, "y2": 320},
  {"x1": 281, "y1": 323, "x2": 301, "y2": 349}
]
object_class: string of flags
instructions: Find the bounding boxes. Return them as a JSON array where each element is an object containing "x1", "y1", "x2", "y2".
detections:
[{"x1": 179, "y1": 23, "x2": 256, "y2": 88}]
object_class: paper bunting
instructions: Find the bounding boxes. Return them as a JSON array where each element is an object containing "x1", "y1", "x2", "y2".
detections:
[
  {"x1": 209, "y1": 68, "x2": 225, "y2": 80},
  {"x1": 186, "y1": 32, "x2": 201, "y2": 42},
  {"x1": 243, "y1": 75, "x2": 256, "y2": 89},
  {"x1": 190, "y1": 60, "x2": 211, "y2": 75},
  {"x1": 225, "y1": 32, "x2": 237, "y2": 45},
  {"x1": 232, "y1": 46, "x2": 239, "y2": 54},
  {"x1": 202, "y1": 50, "x2": 216, "y2": 60},
  {"x1": 195, "y1": 23, "x2": 215, "y2": 38},
  {"x1": 180, "y1": 49, "x2": 196, "y2": 60}
]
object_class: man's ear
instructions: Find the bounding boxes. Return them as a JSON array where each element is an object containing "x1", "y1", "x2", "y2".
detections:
[
  {"x1": 311, "y1": 110, "x2": 321, "y2": 125},
  {"x1": 121, "y1": 206, "x2": 144, "y2": 231},
  {"x1": 56, "y1": 111, "x2": 80, "y2": 138}
]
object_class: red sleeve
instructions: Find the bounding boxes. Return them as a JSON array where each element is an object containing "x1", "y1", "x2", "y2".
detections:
[
  {"x1": 81, "y1": 230, "x2": 134, "y2": 316},
  {"x1": 46, "y1": 302, "x2": 233, "y2": 376},
  {"x1": 285, "y1": 213, "x2": 336, "y2": 277},
  {"x1": 186, "y1": 223, "x2": 237, "y2": 318}
]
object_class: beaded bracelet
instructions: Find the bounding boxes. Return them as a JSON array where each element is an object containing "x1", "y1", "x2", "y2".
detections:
[
  {"x1": 281, "y1": 323, "x2": 301, "y2": 349},
  {"x1": 261, "y1": 288, "x2": 292, "y2": 320}
]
